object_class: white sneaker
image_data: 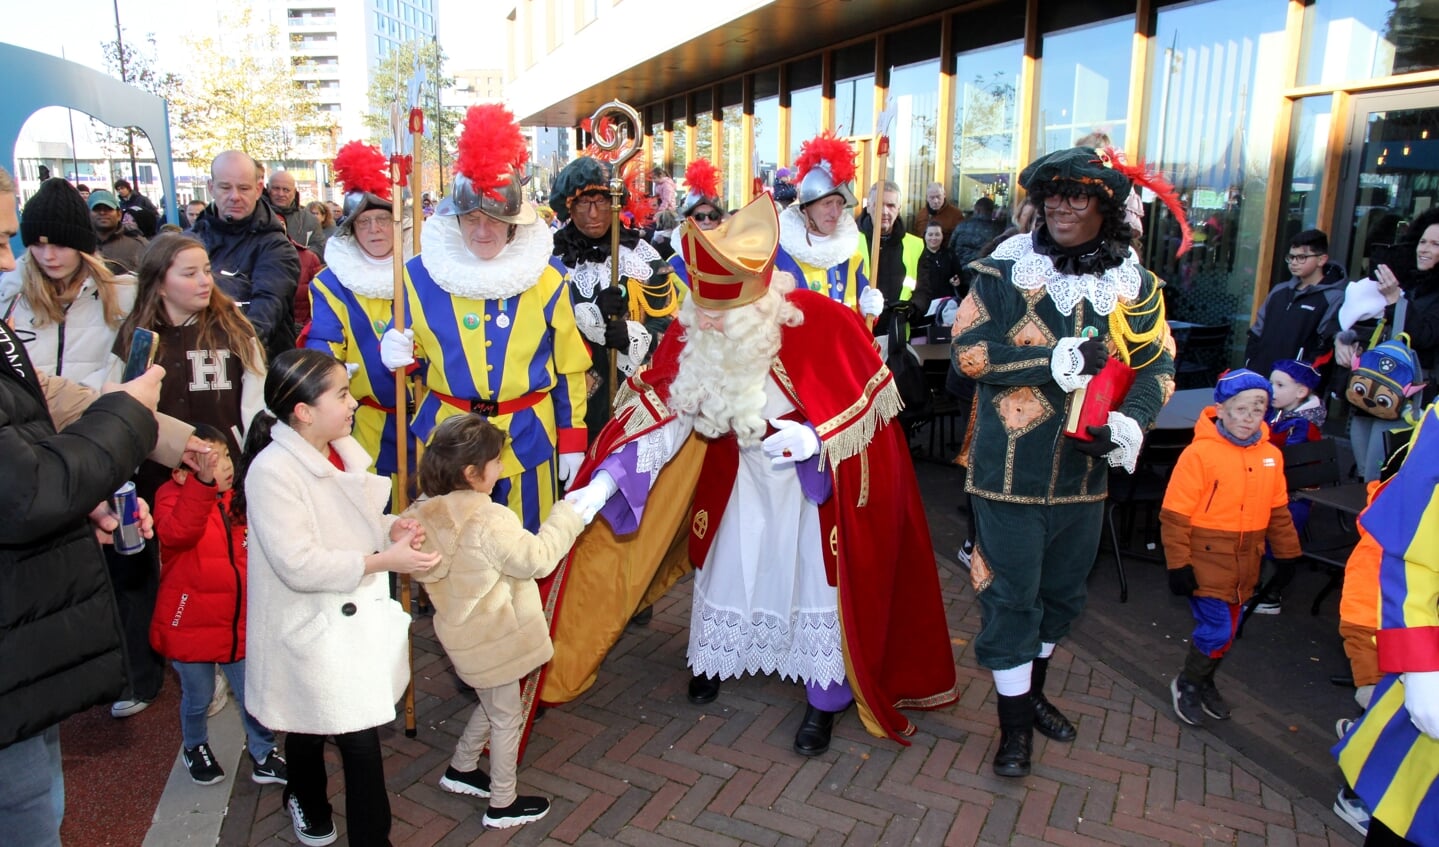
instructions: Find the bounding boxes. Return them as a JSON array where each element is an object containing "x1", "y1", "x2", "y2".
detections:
[
  {"x1": 957, "y1": 540, "x2": 974, "y2": 570},
  {"x1": 110, "y1": 699, "x2": 151, "y2": 718},
  {"x1": 1333, "y1": 786, "x2": 1370, "y2": 837},
  {"x1": 1336, "y1": 717, "x2": 1355, "y2": 739},
  {"x1": 208, "y1": 671, "x2": 229, "y2": 717}
]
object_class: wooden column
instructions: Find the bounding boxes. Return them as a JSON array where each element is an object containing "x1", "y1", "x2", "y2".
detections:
[
  {"x1": 742, "y1": 75, "x2": 756, "y2": 203},
  {"x1": 1014, "y1": 0, "x2": 1042, "y2": 174},
  {"x1": 662, "y1": 99, "x2": 675, "y2": 172},
  {"x1": 778, "y1": 64, "x2": 792, "y2": 168},
  {"x1": 1250, "y1": 0, "x2": 1308, "y2": 325},
  {"x1": 685, "y1": 92, "x2": 697, "y2": 164},
  {"x1": 1315, "y1": 90, "x2": 1351, "y2": 247},
  {"x1": 1125, "y1": 0, "x2": 1155, "y2": 157},
  {"x1": 711, "y1": 86, "x2": 724, "y2": 174},
  {"x1": 935, "y1": 15, "x2": 955, "y2": 191},
  {"x1": 821, "y1": 50, "x2": 835, "y2": 133}
]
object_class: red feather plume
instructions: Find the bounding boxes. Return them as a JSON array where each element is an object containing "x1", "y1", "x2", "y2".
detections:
[
  {"x1": 683, "y1": 158, "x2": 720, "y2": 200},
  {"x1": 332, "y1": 141, "x2": 391, "y2": 200},
  {"x1": 1098, "y1": 147, "x2": 1192, "y2": 257},
  {"x1": 795, "y1": 132, "x2": 857, "y2": 186},
  {"x1": 455, "y1": 104, "x2": 530, "y2": 202}
]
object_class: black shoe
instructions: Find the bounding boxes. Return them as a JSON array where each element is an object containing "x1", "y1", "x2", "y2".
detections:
[
  {"x1": 483, "y1": 795, "x2": 551, "y2": 829},
  {"x1": 182, "y1": 742, "x2": 225, "y2": 785},
  {"x1": 1171, "y1": 674, "x2": 1204, "y2": 726},
  {"x1": 439, "y1": 765, "x2": 492, "y2": 798},
  {"x1": 1199, "y1": 679, "x2": 1231, "y2": 720},
  {"x1": 285, "y1": 791, "x2": 337, "y2": 846},
  {"x1": 1032, "y1": 693, "x2": 1077, "y2": 742},
  {"x1": 629, "y1": 605, "x2": 654, "y2": 626},
  {"x1": 250, "y1": 749, "x2": 287, "y2": 785},
  {"x1": 993, "y1": 725, "x2": 1034, "y2": 777},
  {"x1": 687, "y1": 674, "x2": 721, "y2": 705},
  {"x1": 793, "y1": 704, "x2": 842, "y2": 756}
]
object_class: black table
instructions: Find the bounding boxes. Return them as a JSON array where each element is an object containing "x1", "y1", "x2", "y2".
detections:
[{"x1": 1154, "y1": 387, "x2": 1212, "y2": 431}]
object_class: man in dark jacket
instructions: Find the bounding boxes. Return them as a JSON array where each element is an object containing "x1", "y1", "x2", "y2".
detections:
[
  {"x1": 266, "y1": 169, "x2": 328, "y2": 262},
  {"x1": 1245, "y1": 228, "x2": 1345, "y2": 375},
  {"x1": 948, "y1": 197, "x2": 1004, "y2": 281},
  {"x1": 191, "y1": 151, "x2": 302, "y2": 360},
  {"x1": 113, "y1": 178, "x2": 159, "y2": 236},
  {"x1": 911, "y1": 182, "x2": 964, "y2": 244},
  {"x1": 88, "y1": 188, "x2": 148, "y2": 275},
  {"x1": 0, "y1": 163, "x2": 169, "y2": 844}
]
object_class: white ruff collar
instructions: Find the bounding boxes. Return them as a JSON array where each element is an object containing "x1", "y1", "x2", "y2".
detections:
[
  {"x1": 322, "y1": 234, "x2": 414, "y2": 299},
  {"x1": 991, "y1": 233, "x2": 1142, "y2": 316},
  {"x1": 418, "y1": 214, "x2": 555, "y2": 300},
  {"x1": 566, "y1": 239, "x2": 658, "y2": 300},
  {"x1": 778, "y1": 203, "x2": 859, "y2": 270}
]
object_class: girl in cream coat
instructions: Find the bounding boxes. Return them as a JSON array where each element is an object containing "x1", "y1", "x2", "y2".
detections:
[
  {"x1": 238, "y1": 348, "x2": 438, "y2": 847},
  {"x1": 405, "y1": 413, "x2": 588, "y2": 830}
]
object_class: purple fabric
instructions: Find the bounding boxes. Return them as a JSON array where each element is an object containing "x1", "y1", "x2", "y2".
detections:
[
  {"x1": 806, "y1": 678, "x2": 853, "y2": 711},
  {"x1": 792, "y1": 427, "x2": 832, "y2": 504},
  {"x1": 596, "y1": 442, "x2": 648, "y2": 534}
]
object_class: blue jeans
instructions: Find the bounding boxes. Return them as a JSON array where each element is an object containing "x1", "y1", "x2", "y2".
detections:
[
  {"x1": 174, "y1": 660, "x2": 276, "y2": 762},
  {"x1": 0, "y1": 724, "x2": 64, "y2": 847}
]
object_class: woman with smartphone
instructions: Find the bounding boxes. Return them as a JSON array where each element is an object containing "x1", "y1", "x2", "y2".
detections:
[{"x1": 0, "y1": 178, "x2": 136, "y2": 391}]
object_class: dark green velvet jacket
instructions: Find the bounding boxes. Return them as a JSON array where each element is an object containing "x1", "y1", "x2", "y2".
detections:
[{"x1": 952, "y1": 250, "x2": 1174, "y2": 505}]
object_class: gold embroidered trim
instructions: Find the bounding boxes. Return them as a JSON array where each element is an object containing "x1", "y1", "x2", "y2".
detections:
[
  {"x1": 813, "y1": 372, "x2": 901, "y2": 471},
  {"x1": 893, "y1": 685, "x2": 960, "y2": 711},
  {"x1": 857, "y1": 451, "x2": 870, "y2": 507},
  {"x1": 988, "y1": 356, "x2": 1051, "y2": 374}
]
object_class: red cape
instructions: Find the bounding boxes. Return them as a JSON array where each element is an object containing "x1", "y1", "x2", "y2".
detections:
[{"x1": 533, "y1": 288, "x2": 957, "y2": 747}]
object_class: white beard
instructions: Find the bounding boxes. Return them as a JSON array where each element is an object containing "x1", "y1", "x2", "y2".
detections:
[{"x1": 669, "y1": 275, "x2": 803, "y2": 447}]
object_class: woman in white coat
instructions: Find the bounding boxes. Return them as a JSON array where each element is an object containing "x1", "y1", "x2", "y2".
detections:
[
  {"x1": 236, "y1": 348, "x2": 439, "y2": 847},
  {"x1": 0, "y1": 178, "x2": 135, "y2": 391}
]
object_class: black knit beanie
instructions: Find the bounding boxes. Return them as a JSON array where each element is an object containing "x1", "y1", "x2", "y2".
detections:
[{"x1": 21, "y1": 178, "x2": 98, "y2": 254}]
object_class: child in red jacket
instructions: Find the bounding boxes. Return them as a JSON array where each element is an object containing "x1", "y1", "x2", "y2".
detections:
[{"x1": 150, "y1": 425, "x2": 286, "y2": 787}]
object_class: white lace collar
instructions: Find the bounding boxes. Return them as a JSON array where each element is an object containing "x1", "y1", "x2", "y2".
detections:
[
  {"x1": 565, "y1": 239, "x2": 659, "y2": 300},
  {"x1": 323, "y1": 233, "x2": 416, "y2": 299},
  {"x1": 778, "y1": 203, "x2": 859, "y2": 270},
  {"x1": 418, "y1": 214, "x2": 555, "y2": 300},
  {"x1": 991, "y1": 233, "x2": 1142, "y2": 316}
]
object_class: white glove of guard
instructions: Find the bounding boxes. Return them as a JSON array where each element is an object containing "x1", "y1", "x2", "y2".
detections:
[
  {"x1": 761, "y1": 418, "x2": 820, "y2": 467},
  {"x1": 564, "y1": 470, "x2": 618, "y2": 524},
  {"x1": 556, "y1": 452, "x2": 584, "y2": 489},
  {"x1": 1404, "y1": 671, "x2": 1439, "y2": 739},
  {"x1": 380, "y1": 328, "x2": 415, "y2": 371},
  {"x1": 859, "y1": 286, "x2": 885, "y2": 318}
]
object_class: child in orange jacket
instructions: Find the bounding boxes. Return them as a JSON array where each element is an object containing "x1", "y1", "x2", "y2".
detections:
[{"x1": 1160, "y1": 369, "x2": 1303, "y2": 727}]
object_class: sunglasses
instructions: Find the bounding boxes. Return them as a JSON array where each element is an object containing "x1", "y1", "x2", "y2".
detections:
[{"x1": 690, "y1": 210, "x2": 723, "y2": 223}]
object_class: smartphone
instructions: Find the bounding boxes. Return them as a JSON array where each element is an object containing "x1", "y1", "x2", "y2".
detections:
[{"x1": 121, "y1": 328, "x2": 160, "y2": 381}]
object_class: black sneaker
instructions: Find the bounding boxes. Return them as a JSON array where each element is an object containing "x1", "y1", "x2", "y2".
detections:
[
  {"x1": 182, "y1": 743, "x2": 225, "y2": 785},
  {"x1": 483, "y1": 795, "x2": 551, "y2": 829},
  {"x1": 439, "y1": 765, "x2": 491, "y2": 798},
  {"x1": 1171, "y1": 675, "x2": 1204, "y2": 726},
  {"x1": 1199, "y1": 679, "x2": 1231, "y2": 720},
  {"x1": 285, "y1": 792, "x2": 337, "y2": 846},
  {"x1": 251, "y1": 750, "x2": 288, "y2": 785}
]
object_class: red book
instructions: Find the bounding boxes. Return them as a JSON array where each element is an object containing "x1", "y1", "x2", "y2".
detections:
[{"x1": 1063, "y1": 357, "x2": 1136, "y2": 441}]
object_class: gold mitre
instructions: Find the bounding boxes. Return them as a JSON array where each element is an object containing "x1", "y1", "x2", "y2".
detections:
[{"x1": 680, "y1": 194, "x2": 780, "y2": 310}]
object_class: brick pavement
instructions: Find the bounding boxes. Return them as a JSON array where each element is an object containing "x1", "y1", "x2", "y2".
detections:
[{"x1": 219, "y1": 553, "x2": 1360, "y2": 847}]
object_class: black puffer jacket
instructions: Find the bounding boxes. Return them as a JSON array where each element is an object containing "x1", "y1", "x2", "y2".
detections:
[
  {"x1": 191, "y1": 201, "x2": 301, "y2": 361},
  {"x1": 0, "y1": 323, "x2": 156, "y2": 748}
]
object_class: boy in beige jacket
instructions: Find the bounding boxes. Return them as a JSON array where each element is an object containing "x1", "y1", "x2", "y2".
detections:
[{"x1": 405, "y1": 413, "x2": 587, "y2": 829}]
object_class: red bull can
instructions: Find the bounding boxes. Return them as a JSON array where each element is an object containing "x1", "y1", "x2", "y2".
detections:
[{"x1": 111, "y1": 481, "x2": 145, "y2": 555}]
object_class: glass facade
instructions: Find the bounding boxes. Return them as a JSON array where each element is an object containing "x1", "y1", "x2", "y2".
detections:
[
  {"x1": 1038, "y1": 17, "x2": 1133, "y2": 155},
  {"x1": 951, "y1": 40, "x2": 1023, "y2": 215},
  {"x1": 1302, "y1": 0, "x2": 1439, "y2": 86}
]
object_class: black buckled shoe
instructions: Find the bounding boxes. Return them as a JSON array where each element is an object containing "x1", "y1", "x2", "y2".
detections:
[
  {"x1": 1032, "y1": 693, "x2": 1077, "y2": 742},
  {"x1": 794, "y1": 704, "x2": 843, "y2": 756},
  {"x1": 686, "y1": 674, "x2": 721, "y2": 705}
]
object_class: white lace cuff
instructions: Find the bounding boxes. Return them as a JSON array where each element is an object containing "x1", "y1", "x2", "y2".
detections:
[
  {"x1": 1050, "y1": 336, "x2": 1093, "y2": 393},
  {"x1": 574, "y1": 302, "x2": 607, "y2": 346},
  {"x1": 1106, "y1": 411, "x2": 1143, "y2": 474},
  {"x1": 615, "y1": 320, "x2": 652, "y2": 377}
]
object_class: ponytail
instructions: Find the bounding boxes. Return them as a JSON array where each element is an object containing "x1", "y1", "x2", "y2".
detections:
[{"x1": 230, "y1": 408, "x2": 278, "y2": 521}]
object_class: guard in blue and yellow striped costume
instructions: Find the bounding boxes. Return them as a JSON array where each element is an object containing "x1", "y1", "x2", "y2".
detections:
[
  {"x1": 305, "y1": 140, "x2": 413, "y2": 479},
  {"x1": 549, "y1": 155, "x2": 684, "y2": 435},
  {"x1": 380, "y1": 105, "x2": 591, "y2": 533},
  {"x1": 772, "y1": 132, "x2": 878, "y2": 323},
  {"x1": 1336, "y1": 401, "x2": 1439, "y2": 846}
]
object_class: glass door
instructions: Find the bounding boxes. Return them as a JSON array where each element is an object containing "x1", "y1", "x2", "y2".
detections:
[{"x1": 1334, "y1": 87, "x2": 1439, "y2": 278}]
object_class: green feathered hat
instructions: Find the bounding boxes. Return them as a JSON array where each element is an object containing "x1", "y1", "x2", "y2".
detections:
[
  {"x1": 1019, "y1": 146, "x2": 1132, "y2": 203},
  {"x1": 550, "y1": 156, "x2": 622, "y2": 223}
]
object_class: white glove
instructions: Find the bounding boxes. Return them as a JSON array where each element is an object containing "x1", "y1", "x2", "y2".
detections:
[
  {"x1": 556, "y1": 452, "x2": 583, "y2": 489},
  {"x1": 1404, "y1": 671, "x2": 1439, "y2": 739},
  {"x1": 380, "y1": 328, "x2": 415, "y2": 371},
  {"x1": 859, "y1": 286, "x2": 885, "y2": 318},
  {"x1": 564, "y1": 470, "x2": 618, "y2": 524},
  {"x1": 761, "y1": 418, "x2": 820, "y2": 467}
]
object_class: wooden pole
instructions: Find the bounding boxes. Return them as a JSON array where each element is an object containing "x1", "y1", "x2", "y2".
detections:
[
  {"x1": 389, "y1": 154, "x2": 417, "y2": 738},
  {"x1": 867, "y1": 135, "x2": 889, "y2": 334},
  {"x1": 411, "y1": 124, "x2": 423, "y2": 258}
]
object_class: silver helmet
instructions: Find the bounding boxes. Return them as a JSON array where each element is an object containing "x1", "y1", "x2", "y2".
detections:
[
  {"x1": 337, "y1": 190, "x2": 394, "y2": 238},
  {"x1": 797, "y1": 162, "x2": 857, "y2": 208},
  {"x1": 436, "y1": 171, "x2": 537, "y2": 226},
  {"x1": 678, "y1": 187, "x2": 722, "y2": 219}
]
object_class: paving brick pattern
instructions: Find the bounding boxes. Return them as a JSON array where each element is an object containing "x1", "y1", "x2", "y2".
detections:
[{"x1": 219, "y1": 555, "x2": 1359, "y2": 847}]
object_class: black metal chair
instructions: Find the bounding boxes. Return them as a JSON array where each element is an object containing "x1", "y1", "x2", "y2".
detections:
[
  {"x1": 1173, "y1": 324, "x2": 1232, "y2": 389},
  {"x1": 1278, "y1": 438, "x2": 1358, "y2": 614},
  {"x1": 1103, "y1": 429, "x2": 1193, "y2": 602}
]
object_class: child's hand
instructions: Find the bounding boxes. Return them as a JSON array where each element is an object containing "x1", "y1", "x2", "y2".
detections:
[
  {"x1": 194, "y1": 449, "x2": 220, "y2": 485},
  {"x1": 373, "y1": 527, "x2": 440, "y2": 574},
  {"x1": 390, "y1": 517, "x2": 426, "y2": 548}
]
